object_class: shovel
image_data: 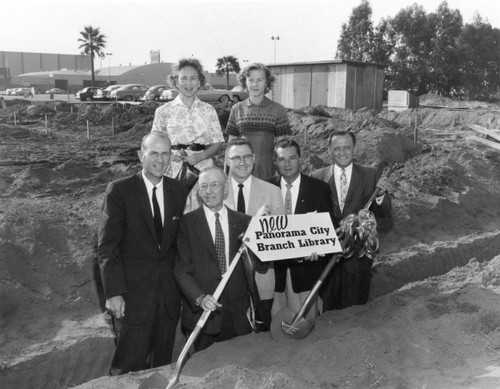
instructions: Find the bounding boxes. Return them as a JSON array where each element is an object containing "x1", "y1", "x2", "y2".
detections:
[
  {"x1": 270, "y1": 168, "x2": 394, "y2": 342},
  {"x1": 270, "y1": 253, "x2": 341, "y2": 342},
  {"x1": 166, "y1": 242, "x2": 248, "y2": 389}
]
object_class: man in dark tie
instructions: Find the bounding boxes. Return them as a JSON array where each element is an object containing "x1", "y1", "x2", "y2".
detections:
[
  {"x1": 175, "y1": 167, "x2": 253, "y2": 351},
  {"x1": 98, "y1": 132, "x2": 188, "y2": 374},
  {"x1": 311, "y1": 130, "x2": 391, "y2": 310},
  {"x1": 224, "y1": 137, "x2": 285, "y2": 331},
  {"x1": 267, "y1": 138, "x2": 334, "y2": 318}
]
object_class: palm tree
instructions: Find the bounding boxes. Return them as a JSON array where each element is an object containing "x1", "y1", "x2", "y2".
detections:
[
  {"x1": 78, "y1": 26, "x2": 107, "y2": 87},
  {"x1": 215, "y1": 56, "x2": 241, "y2": 90}
]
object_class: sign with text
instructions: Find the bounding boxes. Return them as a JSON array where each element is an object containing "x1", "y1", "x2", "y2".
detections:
[{"x1": 243, "y1": 212, "x2": 342, "y2": 262}]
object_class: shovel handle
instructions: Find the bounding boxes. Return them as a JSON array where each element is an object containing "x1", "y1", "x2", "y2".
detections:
[
  {"x1": 166, "y1": 244, "x2": 247, "y2": 389},
  {"x1": 289, "y1": 254, "x2": 341, "y2": 327}
]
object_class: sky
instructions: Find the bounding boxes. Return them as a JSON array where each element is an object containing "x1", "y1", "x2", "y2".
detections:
[{"x1": 2, "y1": 0, "x2": 499, "y2": 72}]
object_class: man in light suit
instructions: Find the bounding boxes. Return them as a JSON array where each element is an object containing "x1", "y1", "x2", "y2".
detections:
[
  {"x1": 98, "y1": 132, "x2": 188, "y2": 374},
  {"x1": 224, "y1": 137, "x2": 285, "y2": 331},
  {"x1": 311, "y1": 130, "x2": 391, "y2": 310},
  {"x1": 267, "y1": 138, "x2": 334, "y2": 319},
  {"x1": 175, "y1": 167, "x2": 253, "y2": 351}
]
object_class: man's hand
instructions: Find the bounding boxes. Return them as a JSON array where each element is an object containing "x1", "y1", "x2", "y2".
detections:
[
  {"x1": 304, "y1": 252, "x2": 324, "y2": 261},
  {"x1": 376, "y1": 176, "x2": 391, "y2": 194},
  {"x1": 106, "y1": 295, "x2": 125, "y2": 319},
  {"x1": 197, "y1": 294, "x2": 222, "y2": 312},
  {"x1": 256, "y1": 204, "x2": 270, "y2": 216}
]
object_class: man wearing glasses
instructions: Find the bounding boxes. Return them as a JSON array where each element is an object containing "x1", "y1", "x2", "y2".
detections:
[
  {"x1": 175, "y1": 167, "x2": 253, "y2": 351},
  {"x1": 224, "y1": 137, "x2": 284, "y2": 331}
]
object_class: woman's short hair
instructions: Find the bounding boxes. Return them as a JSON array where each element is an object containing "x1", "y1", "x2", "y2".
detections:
[
  {"x1": 238, "y1": 63, "x2": 275, "y2": 93},
  {"x1": 168, "y1": 58, "x2": 206, "y2": 88}
]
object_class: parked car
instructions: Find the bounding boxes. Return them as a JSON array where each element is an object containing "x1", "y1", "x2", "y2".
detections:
[
  {"x1": 109, "y1": 84, "x2": 149, "y2": 101},
  {"x1": 197, "y1": 84, "x2": 232, "y2": 103},
  {"x1": 95, "y1": 85, "x2": 122, "y2": 101},
  {"x1": 159, "y1": 87, "x2": 180, "y2": 102},
  {"x1": 231, "y1": 86, "x2": 249, "y2": 102},
  {"x1": 46, "y1": 88, "x2": 66, "y2": 95},
  {"x1": 75, "y1": 87, "x2": 102, "y2": 101},
  {"x1": 142, "y1": 85, "x2": 171, "y2": 101}
]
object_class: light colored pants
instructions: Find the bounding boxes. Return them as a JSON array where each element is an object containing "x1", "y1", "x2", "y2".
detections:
[
  {"x1": 255, "y1": 264, "x2": 275, "y2": 300},
  {"x1": 271, "y1": 268, "x2": 319, "y2": 320}
]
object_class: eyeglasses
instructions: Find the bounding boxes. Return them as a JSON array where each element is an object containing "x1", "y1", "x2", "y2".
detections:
[
  {"x1": 199, "y1": 182, "x2": 222, "y2": 193},
  {"x1": 227, "y1": 154, "x2": 253, "y2": 164}
]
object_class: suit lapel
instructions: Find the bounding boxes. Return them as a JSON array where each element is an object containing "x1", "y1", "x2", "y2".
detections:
[
  {"x1": 295, "y1": 173, "x2": 308, "y2": 214},
  {"x1": 227, "y1": 207, "x2": 244, "y2": 261},
  {"x1": 192, "y1": 207, "x2": 218, "y2": 261},
  {"x1": 135, "y1": 172, "x2": 158, "y2": 244}
]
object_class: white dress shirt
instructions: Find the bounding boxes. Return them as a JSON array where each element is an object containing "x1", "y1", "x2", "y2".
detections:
[
  {"x1": 203, "y1": 205, "x2": 230, "y2": 269},
  {"x1": 142, "y1": 170, "x2": 164, "y2": 224},
  {"x1": 230, "y1": 175, "x2": 252, "y2": 214},
  {"x1": 280, "y1": 174, "x2": 300, "y2": 214}
]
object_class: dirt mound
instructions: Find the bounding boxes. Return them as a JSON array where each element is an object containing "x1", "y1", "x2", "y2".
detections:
[{"x1": 1, "y1": 97, "x2": 500, "y2": 388}]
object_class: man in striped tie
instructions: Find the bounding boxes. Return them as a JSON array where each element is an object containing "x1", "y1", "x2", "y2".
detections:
[
  {"x1": 311, "y1": 130, "x2": 392, "y2": 310},
  {"x1": 267, "y1": 138, "x2": 334, "y2": 318},
  {"x1": 175, "y1": 167, "x2": 254, "y2": 351}
]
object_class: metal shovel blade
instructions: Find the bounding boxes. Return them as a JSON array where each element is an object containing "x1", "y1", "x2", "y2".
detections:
[{"x1": 270, "y1": 306, "x2": 315, "y2": 342}]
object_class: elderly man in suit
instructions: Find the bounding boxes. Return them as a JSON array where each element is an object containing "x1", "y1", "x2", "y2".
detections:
[
  {"x1": 267, "y1": 138, "x2": 334, "y2": 319},
  {"x1": 224, "y1": 137, "x2": 285, "y2": 331},
  {"x1": 311, "y1": 130, "x2": 391, "y2": 310},
  {"x1": 175, "y1": 167, "x2": 253, "y2": 351},
  {"x1": 98, "y1": 132, "x2": 188, "y2": 375}
]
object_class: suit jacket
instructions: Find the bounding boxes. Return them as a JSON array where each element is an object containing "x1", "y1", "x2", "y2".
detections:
[
  {"x1": 311, "y1": 163, "x2": 391, "y2": 225},
  {"x1": 311, "y1": 163, "x2": 392, "y2": 273},
  {"x1": 175, "y1": 206, "x2": 252, "y2": 335},
  {"x1": 267, "y1": 173, "x2": 334, "y2": 293},
  {"x1": 98, "y1": 172, "x2": 188, "y2": 325},
  {"x1": 225, "y1": 175, "x2": 285, "y2": 216}
]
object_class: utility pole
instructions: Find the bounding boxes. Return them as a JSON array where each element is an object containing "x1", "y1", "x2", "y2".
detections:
[
  {"x1": 106, "y1": 53, "x2": 113, "y2": 85},
  {"x1": 271, "y1": 36, "x2": 280, "y2": 63}
]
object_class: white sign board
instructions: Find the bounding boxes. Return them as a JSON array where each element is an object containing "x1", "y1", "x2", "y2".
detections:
[{"x1": 243, "y1": 212, "x2": 342, "y2": 262}]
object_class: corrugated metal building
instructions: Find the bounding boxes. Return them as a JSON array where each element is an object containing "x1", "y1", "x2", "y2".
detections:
[{"x1": 268, "y1": 60, "x2": 384, "y2": 110}]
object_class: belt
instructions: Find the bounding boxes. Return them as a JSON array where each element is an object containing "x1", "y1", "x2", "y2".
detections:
[{"x1": 171, "y1": 143, "x2": 207, "y2": 151}]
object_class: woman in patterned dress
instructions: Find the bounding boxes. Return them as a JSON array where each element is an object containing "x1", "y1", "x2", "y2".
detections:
[
  {"x1": 151, "y1": 58, "x2": 225, "y2": 212},
  {"x1": 225, "y1": 63, "x2": 291, "y2": 180}
]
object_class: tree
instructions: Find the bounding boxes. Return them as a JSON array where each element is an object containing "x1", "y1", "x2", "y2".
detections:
[
  {"x1": 458, "y1": 15, "x2": 500, "y2": 100},
  {"x1": 78, "y1": 26, "x2": 106, "y2": 87},
  {"x1": 336, "y1": 0, "x2": 374, "y2": 62},
  {"x1": 215, "y1": 56, "x2": 241, "y2": 90},
  {"x1": 427, "y1": 2, "x2": 463, "y2": 96}
]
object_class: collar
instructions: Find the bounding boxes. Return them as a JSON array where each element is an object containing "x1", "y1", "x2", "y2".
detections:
[
  {"x1": 203, "y1": 204, "x2": 228, "y2": 219},
  {"x1": 171, "y1": 94, "x2": 202, "y2": 109},
  {"x1": 142, "y1": 170, "x2": 164, "y2": 191},
  {"x1": 245, "y1": 96, "x2": 272, "y2": 108},
  {"x1": 231, "y1": 175, "x2": 252, "y2": 188},
  {"x1": 333, "y1": 163, "x2": 353, "y2": 175},
  {"x1": 280, "y1": 174, "x2": 300, "y2": 188}
]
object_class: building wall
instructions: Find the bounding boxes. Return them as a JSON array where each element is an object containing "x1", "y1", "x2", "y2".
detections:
[
  {"x1": 0, "y1": 51, "x2": 91, "y2": 85},
  {"x1": 268, "y1": 61, "x2": 384, "y2": 110}
]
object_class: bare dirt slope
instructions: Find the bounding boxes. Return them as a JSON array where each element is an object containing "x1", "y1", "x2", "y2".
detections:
[{"x1": 1, "y1": 96, "x2": 500, "y2": 388}]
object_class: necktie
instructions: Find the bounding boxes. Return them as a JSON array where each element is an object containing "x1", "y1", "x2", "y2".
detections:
[
  {"x1": 339, "y1": 168, "x2": 348, "y2": 212},
  {"x1": 152, "y1": 186, "x2": 163, "y2": 245},
  {"x1": 237, "y1": 183, "x2": 245, "y2": 213},
  {"x1": 214, "y1": 212, "x2": 226, "y2": 273},
  {"x1": 285, "y1": 184, "x2": 293, "y2": 215}
]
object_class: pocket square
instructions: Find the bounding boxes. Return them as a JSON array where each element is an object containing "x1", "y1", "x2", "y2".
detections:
[{"x1": 172, "y1": 216, "x2": 180, "y2": 220}]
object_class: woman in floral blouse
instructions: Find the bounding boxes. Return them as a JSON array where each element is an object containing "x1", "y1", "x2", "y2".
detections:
[{"x1": 151, "y1": 58, "x2": 224, "y2": 211}]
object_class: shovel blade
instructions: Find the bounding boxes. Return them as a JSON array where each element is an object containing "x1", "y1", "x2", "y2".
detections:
[{"x1": 270, "y1": 306, "x2": 315, "y2": 342}]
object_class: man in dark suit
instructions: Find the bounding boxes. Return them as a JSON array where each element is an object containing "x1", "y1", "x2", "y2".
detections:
[
  {"x1": 311, "y1": 130, "x2": 391, "y2": 310},
  {"x1": 267, "y1": 138, "x2": 334, "y2": 319},
  {"x1": 175, "y1": 167, "x2": 253, "y2": 351},
  {"x1": 98, "y1": 132, "x2": 188, "y2": 375}
]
